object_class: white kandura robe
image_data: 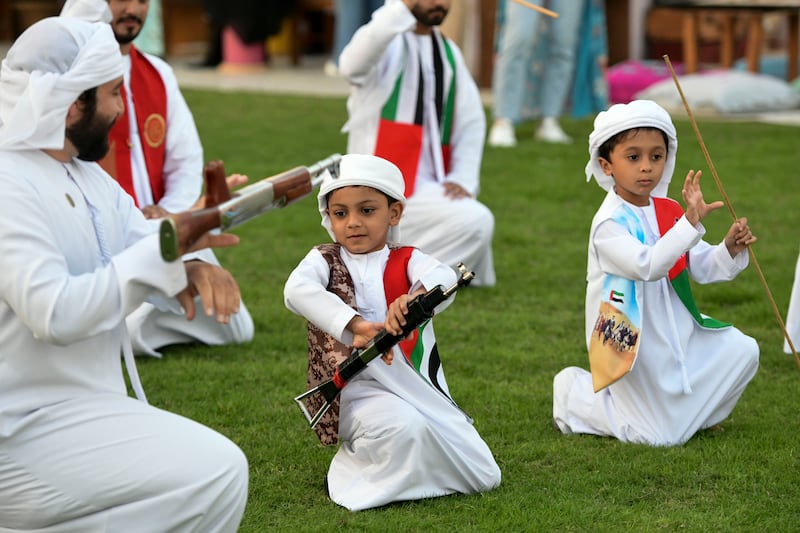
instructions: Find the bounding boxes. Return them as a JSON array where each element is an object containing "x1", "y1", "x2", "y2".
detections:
[
  {"x1": 554, "y1": 190, "x2": 759, "y2": 446},
  {"x1": 783, "y1": 251, "x2": 800, "y2": 353},
  {"x1": 118, "y1": 52, "x2": 254, "y2": 356},
  {"x1": 284, "y1": 245, "x2": 501, "y2": 511},
  {"x1": 338, "y1": 1, "x2": 496, "y2": 287},
  {"x1": 0, "y1": 150, "x2": 247, "y2": 532}
]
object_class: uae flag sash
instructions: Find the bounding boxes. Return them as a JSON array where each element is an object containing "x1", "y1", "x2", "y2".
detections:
[
  {"x1": 589, "y1": 198, "x2": 729, "y2": 392},
  {"x1": 98, "y1": 45, "x2": 168, "y2": 206},
  {"x1": 384, "y1": 246, "x2": 452, "y2": 400},
  {"x1": 373, "y1": 32, "x2": 456, "y2": 197},
  {"x1": 652, "y1": 197, "x2": 730, "y2": 329}
]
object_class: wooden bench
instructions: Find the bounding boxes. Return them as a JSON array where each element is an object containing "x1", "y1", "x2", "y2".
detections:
[{"x1": 658, "y1": 0, "x2": 800, "y2": 79}]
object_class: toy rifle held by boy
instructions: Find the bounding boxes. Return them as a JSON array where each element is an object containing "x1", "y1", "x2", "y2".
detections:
[
  {"x1": 159, "y1": 154, "x2": 342, "y2": 261},
  {"x1": 294, "y1": 264, "x2": 475, "y2": 429}
]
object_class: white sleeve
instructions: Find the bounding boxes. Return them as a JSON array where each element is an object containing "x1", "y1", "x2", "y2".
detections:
[
  {"x1": 0, "y1": 169, "x2": 186, "y2": 345},
  {"x1": 337, "y1": 2, "x2": 416, "y2": 85},
  {"x1": 150, "y1": 56, "x2": 204, "y2": 213},
  {"x1": 408, "y1": 249, "x2": 458, "y2": 314},
  {"x1": 687, "y1": 239, "x2": 748, "y2": 283},
  {"x1": 284, "y1": 248, "x2": 359, "y2": 344},
  {"x1": 593, "y1": 214, "x2": 704, "y2": 281}
]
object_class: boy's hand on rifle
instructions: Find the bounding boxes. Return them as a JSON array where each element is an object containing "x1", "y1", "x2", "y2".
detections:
[
  {"x1": 724, "y1": 216, "x2": 757, "y2": 257},
  {"x1": 346, "y1": 315, "x2": 392, "y2": 365},
  {"x1": 347, "y1": 315, "x2": 382, "y2": 345},
  {"x1": 385, "y1": 290, "x2": 426, "y2": 336}
]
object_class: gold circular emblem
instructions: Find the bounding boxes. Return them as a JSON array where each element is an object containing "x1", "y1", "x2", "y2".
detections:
[{"x1": 143, "y1": 113, "x2": 166, "y2": 148}]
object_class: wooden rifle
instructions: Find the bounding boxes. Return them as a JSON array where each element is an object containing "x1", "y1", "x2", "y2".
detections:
[{"x1": 159, "y1": 154, "x2": 341, "y2": 261}]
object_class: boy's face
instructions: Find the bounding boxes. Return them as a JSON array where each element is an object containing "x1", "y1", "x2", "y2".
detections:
[
  {"x1": 599, "y1": 129, "x2": 667, "y2": 207},
  {"x1": 326, "y1": 185, "x2": 403, "y2": 254}
]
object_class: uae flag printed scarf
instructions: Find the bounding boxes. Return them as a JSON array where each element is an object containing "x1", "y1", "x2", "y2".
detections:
[
  {"x1": 589, "y1": 197, "x2": 729, "y2": 391},
  {"x1": 374, "y1": 31, "x2": 456, "y2": 197},
  {"x1": 384, "y1": 246, "x2": 452, "y2": 400}
]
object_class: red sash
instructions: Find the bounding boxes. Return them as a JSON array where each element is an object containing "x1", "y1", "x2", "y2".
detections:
[
  {"x1": 99, "y1": 46, "x2": 168, "y2": 206},
  {"x1": 652, "y1": 196, "x2": 729, "y2": 328},
  {"x1": 383, "y1": 246, "x2": 418, "y2": 360},
  {"x1": 652, "y1": 197, "x2": 687, "y2": 280}
]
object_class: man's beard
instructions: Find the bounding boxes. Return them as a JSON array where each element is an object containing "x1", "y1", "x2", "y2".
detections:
[
  {"x1": 66, "y1": 109, "x2": 115, "y2": 162},
  {"x1": 113, "y1": 16, "x2": 143, "y2": 45},
  {"x1": 412, "y1": 5, "x2": 448, "y2": 27}
]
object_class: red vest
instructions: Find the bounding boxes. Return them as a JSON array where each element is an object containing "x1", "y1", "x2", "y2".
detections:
[
  {"x1": 382, "y1": 246, "x2": 418, "y2": 360},
  {"x1": 99, "y1": 45, "x2": 168, "y2": 206}
]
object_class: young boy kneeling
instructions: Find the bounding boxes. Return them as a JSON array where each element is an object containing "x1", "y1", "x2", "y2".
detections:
[
  {"x1": 285, "y1": 154, "x2": 501, "y2": 510},
  {"x1": 553, "y1": 100, "x2": 759, "y2": 447}
]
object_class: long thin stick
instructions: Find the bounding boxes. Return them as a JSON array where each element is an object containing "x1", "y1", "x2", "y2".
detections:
[
  {"x1": 510, "y1": 0, "x2": 559, "y2": 19},
  {"x1": 663, "y1": 54, "x2": 800, "y2": 369}
]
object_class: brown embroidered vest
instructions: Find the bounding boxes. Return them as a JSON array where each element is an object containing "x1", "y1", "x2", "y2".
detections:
[
  {"x1": 304, "y1": 243, "x2": 413, "y2": 446},
  {"x1": 305, "y1": 243, "x2": 356, "y2": 446}
]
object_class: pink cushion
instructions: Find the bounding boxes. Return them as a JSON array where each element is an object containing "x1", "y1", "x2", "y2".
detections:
[{"x1": 607, "y1": 60, "x2": 686, "y2": 104}]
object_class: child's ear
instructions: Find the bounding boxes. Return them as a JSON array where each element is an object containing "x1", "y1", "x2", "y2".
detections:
[
  {"x1": 598, "y1": 157, "x2": 613, "y2": 176},
  {"x1": 388, "y1": 201, "x2": 403, "y2": 226}
]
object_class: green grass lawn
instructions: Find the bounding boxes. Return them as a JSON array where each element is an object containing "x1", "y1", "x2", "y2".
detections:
[{"x1": 138, "y1": 90, "x2": 800, "y2": 532}]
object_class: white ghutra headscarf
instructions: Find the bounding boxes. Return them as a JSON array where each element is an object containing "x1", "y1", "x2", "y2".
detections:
[
  {"x1": 60, "y1": 0, "x2": 113, "y2": 22},
  {"x1": 318, "y1": 154, "x2": 406, "y2": 243},
  {"x1": 585, "y1": 99, "x2": 678, "y2": 198},
  {"x1": 0, "y1": 16, "x2": 123, "y2": 151}
]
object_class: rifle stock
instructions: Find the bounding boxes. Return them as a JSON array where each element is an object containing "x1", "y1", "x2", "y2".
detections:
[
  {"x1": 160, "y1": 154, "x2": 341, "y2": 261},
  {"x1": 294, "y1": 264, "x2": 475, "y2": 428}
]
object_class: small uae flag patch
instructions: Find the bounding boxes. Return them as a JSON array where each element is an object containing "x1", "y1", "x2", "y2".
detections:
[{"x1": 609, "y1": 290, "x2": 624, "y2": 303}]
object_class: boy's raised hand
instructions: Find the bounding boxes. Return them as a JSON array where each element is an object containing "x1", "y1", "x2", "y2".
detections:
[
  {"x1": 682, "y1": 170, "x2": 724, "y2": 226},
  {"x1": 724, "y1": 217, "x2": 757, "y2": 257}
]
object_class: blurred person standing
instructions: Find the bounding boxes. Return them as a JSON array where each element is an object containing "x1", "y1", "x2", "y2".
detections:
[
  {"x1": 488, "y1": 0, "x2": 608, "y2": 147},
  {"x1": 325, "y1": 0, "x2": 383, "y2": 76}
]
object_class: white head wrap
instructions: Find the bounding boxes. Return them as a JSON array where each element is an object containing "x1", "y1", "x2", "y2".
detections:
[
  {"x1": 60, "y1": 0, "x2": 113, "y2": 22},
  {"x1": 0, "y1": 16, "x2": 123, "y2": 151},
  {"x1": 317, "y1": 154, "x2": 406, "y2": 243},
  {"x1": 585, "y1": 99, "x2": 678, "y2": 198}
]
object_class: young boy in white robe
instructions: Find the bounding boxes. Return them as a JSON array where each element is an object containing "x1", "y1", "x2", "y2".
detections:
[
  {"x1": 284, "y1": 154, "x2": 500, "y2": 511},
  {"x1": 553, "y1": 100, "x2": 760, "y2": 447}
]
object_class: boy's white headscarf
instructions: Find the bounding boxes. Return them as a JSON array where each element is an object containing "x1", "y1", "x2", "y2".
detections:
[
  {"x1": 0, "y1": 16, "x2": 123, "y2": 151},
  {"x1": 318, "y1": 154, "x2": 406, "y2": 243},
  {"x1": 585, "y1": 99, "x2": 678, "y2": 198}
]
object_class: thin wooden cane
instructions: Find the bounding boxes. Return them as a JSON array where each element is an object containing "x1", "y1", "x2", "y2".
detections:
[
  {"x1": 510, "y1": 0, "x2": 560, "y2": 18},
  {"x1": 663, "y1": 54, "x2": 800, "y2": 369}
]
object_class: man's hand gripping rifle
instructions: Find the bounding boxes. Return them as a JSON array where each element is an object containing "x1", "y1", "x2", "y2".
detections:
[
  {"x1": 294, "y1": 264, "x2": 475, "y2": 429},
  {"x1": 159, "y1": 154, "x2": 342, "y2": 261}
]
